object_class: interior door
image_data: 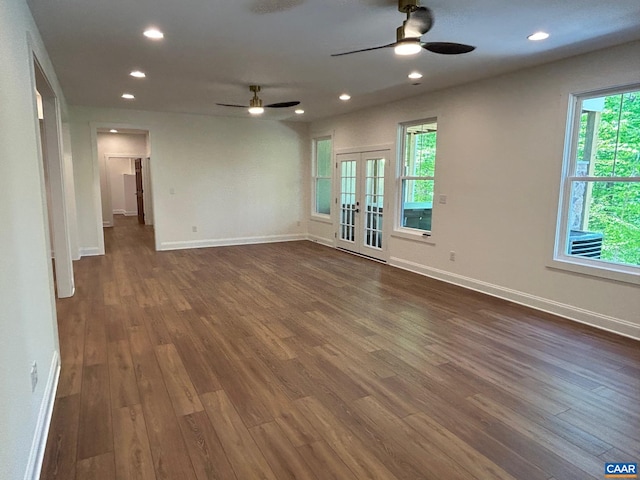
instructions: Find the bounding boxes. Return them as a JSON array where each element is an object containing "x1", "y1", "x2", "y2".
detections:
[
  {"x1": 135, "y1": 158, "x2": 145, "y2": 224},
  {"x1": 335, "y1": 150, "x2": 388, "y2": 261}
]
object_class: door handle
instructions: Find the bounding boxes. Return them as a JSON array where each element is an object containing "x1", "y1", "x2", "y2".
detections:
[{"x1": 354, "y1": 208, "x2": 360, "y2": 213}]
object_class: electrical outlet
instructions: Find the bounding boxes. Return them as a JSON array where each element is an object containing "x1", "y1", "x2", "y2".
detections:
[
  {"x1": 449, "y1": 251, "x2": 456, "y2": 262},
  {"x1": 439, "y1": 194, "x2": 447, "y2": 205},
  {"x1": 192, "y1": 226, "x2": 197, "y2": 233},
  {"x1": 30, "y1": 362, "x2": 38, "y2": 392}
]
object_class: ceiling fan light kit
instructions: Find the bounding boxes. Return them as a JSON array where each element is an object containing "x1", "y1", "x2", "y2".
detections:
[
  {"x1": 331, "y1": 0, "x2": 475, "y2": 58},
  {"x1": 217, "y1": 84, "x2": 300, "y2": 115},
  {"x1": 248, "y1": 85, "x2": 265, "y2": 114},
  {"x1": 394, "y1": 39, "x2": 422, "y2": 56}
]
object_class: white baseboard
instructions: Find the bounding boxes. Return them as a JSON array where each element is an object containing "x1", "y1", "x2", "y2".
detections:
[
  {"x1": 23, "y1": 351, "x2": 60, "y2": 480},
  {"x1": 113, "y1": 210, "x2": 138, "y2": 217},
  {"x1": 79, "y1": 247, "x2": 102, "y2": 257},
  {"x1": 159, "y1": 233, "x2": 306, "y2": 251},
  {"x1": 389, "y1": 257, "x2": 640, "y2": 341},
  {"x1": 102, "y1": 221, "x2": 113, "y2": 227},
  {"x1": 307, "y1": 234, "x2": 335, "y2": 248}
]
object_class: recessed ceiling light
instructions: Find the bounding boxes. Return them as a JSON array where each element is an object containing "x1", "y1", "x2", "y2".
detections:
[
  {"x1": 295, "y1": 109, "x2": 304, "y2": 115},
  {"x1": 528, "y1": 31, "x2": 549, "y2": 41},
  {"x1": 143, "y1": 28, "x2": 164, "y2": 40},
  {"x1": 408, "y1": 72, "x2": 423, "y2": 80},
  {"x1": 109, "y1": 129, "x2": 118, "y2": 133},
  {"x1": 121, "y1": 93, "x2": 135, "y2": 100},
  {"x1": 130, "y1": 70, "x2": 146, "y2": 78},
  {"x1": 339, "y1": 93, "x2": 351, "y2": 101}
]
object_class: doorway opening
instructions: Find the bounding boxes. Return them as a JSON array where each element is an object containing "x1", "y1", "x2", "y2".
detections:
[
  {"x1": 96, "y1": 129, "x2": 153, "y2": 252},
  {"x1": 33, "y1": 58, "x2": 75, "y2": 298}
]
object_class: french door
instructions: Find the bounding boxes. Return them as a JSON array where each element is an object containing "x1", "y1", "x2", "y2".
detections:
[{"x1": 335, "y1": 150, "x2": 388, "y2": 261}]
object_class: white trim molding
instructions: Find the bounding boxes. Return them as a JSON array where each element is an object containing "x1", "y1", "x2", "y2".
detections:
[
  {"x1": 389, "y1": 256, "x2": 640, "y2": 341},
  {"x1": 307, "y1": 234, "x2": 335, "y2": 248},
  {"x1": 79, "y1": 247, "x2": 102, "y2": 257},
  {"x1": 112, "y1": 209, "x2": 138, "y2": 217},
  {"x1": 23, "y1": 351, "x2": 60, "y2": 480},
  {"x1": 159, "y1": 234, "x2": 306, "y2": 251}
]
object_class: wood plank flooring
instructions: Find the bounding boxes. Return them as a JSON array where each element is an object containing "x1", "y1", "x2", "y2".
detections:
[{"x1": 41, "y1": 215, "x2": 640, "y2": 480}]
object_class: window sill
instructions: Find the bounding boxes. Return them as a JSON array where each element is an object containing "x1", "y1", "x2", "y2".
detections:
[
  {"x1": 391, "y1": 229, "x2": 436, "y2": 245},
  {"x1": 547, "y1": 256, "x2": 640, "y2": 286},
  {"x1": 310, "y1": 215, "x2": 332, "y2": 225}
]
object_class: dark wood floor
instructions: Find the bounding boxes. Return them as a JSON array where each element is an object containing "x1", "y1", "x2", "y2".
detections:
[{"x1": 41, "y1": 215, "x2": 640, "y2": 480}]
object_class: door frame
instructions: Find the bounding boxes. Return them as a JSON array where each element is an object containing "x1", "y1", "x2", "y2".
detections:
[
  {"x1": 32, "y1": 56, "x2": 75, "y2": 298},
  {"x1": 334, "y1": 144, "x2": 393, "y2": 262},
  {"x1": 89, "y1": 125, "x2": 154, "y2": 254}
]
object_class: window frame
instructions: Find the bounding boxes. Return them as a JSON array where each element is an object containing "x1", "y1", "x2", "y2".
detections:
[
  {"x1": 394, "y1": 118, "x2": 438, "y2": 242},
  {"x1": 311, "y1": 134, "x2": 333, "y2": 221},
  {"x1": 553, "y1": 84, "x2": 640, "y2": 285}
]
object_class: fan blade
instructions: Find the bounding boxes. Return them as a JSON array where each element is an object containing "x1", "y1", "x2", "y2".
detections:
[
  {"x1": 404, "y1": 7, "x2": 434, "y2": 37},
  {"x1": 265, "y1": 101, "x2": 300, "y2": 108},
  {"x1": 331, "y1": 42, "x2": 396, "y2": 57},
  {"x1": 422, "y1": 42, "x2": 475, "y2": 55},
  {"x1": 216, "y1": 103, "x2": 248, "y2": 108}
]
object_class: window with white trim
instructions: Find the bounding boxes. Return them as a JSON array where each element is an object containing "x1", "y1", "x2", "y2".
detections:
[
  {"x1": 398, "y1": 119, "x2": 437, "y2": 233},
  {"x1": 556, "y1": 85, "x2": 640, "y2": 279},
  {"x1": 313, "y1": 136, "x2": 332, "y2": 216}
]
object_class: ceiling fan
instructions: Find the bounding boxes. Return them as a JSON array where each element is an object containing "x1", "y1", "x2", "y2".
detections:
[
  {"x1": 332, "y1": 0, "x2": 475, "y2": 57},
  {"x1": 216, "y1": 85, "x2": 300, "y2": 115}
]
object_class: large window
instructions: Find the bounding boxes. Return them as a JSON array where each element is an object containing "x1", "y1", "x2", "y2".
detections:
[
  {"x1": 313, "y1": 136, "x2": 332, "y2": 216},
  {"x1": 399, "y1": 119, "x2": 437, "y2": 233},
  {"x1": 556, "y1": 86, "x2": 640, "y2": 279}
]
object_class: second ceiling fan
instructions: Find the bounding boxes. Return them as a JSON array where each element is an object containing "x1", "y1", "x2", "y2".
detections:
[
  {"x1": 217, "y1": 85, "x2": 300, "y2": 115},
  {"x1": 332, "y1": 0, "x2": 475, "y2": 57}
]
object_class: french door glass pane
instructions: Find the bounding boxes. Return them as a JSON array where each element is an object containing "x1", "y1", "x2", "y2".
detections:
[
  {"x1": 365, "y1": 158, "x2": 384, "y2": 249},
  {"x1": 340, "y1": 161, "x2": 356, "y2": 242}
]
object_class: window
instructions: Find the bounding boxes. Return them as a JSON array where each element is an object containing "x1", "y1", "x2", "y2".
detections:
[
  {"x1": 398, "y1": 119, "x2": 437, "y2": 233},
  {"x1": 556, "y1": 86, "x2": 640, "y2": 280},
  {"x1": 313, "y1": 136, "x2": 332, "y2": 216}
]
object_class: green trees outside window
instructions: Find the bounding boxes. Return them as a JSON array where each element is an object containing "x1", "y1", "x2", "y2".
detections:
[
  {"x1": 567, "y1": 88, "x2": 640, "y2": 268},
  {"x1": 400, "y1": 120, "x2": 437, "y2": 232}
]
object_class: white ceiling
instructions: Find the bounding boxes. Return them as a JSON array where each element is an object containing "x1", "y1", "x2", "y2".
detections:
[{"x1": 27, "y1": 0, "x2": 640, "y2": 122}]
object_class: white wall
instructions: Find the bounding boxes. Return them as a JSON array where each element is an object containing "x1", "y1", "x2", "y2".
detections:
[
  {"x1": 309, "y1": 40, "x2": 640, "y2": 339},
  {"x1": 70, "y1": 107, "x2": 309, "y2": 253},
  {"x1": 123, "y1": 174, "x2": 138, "y2": 215},
  {"x1": 108, "y1": 158, "x2": 135, "y2": 215},
  {"x1": 0, "y1": 0, "x2": 68, "y2": 478}
]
